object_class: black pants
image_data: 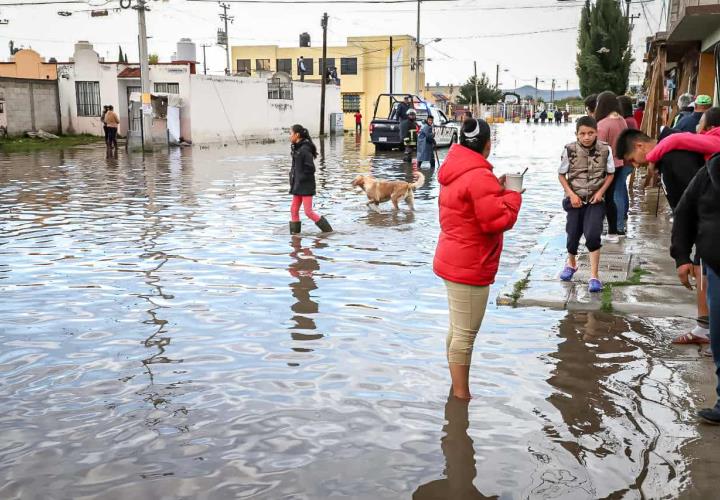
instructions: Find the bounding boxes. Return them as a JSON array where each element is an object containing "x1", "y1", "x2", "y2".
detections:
[
  {"x1": 662, "y1": 166, "x2": 702, "y2": 211},
  {"x1": 564, "y1": 198, "x2": 605, "y2": 255},
  {"x1": 107, "y1": 127, "x2": 118, "y2": 149},
  {"x1": 103, "y1": 125, "x2": 109, "y2": 145}
]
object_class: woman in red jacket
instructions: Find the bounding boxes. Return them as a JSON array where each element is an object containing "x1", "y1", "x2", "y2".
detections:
[{"x1": 433, "y1": 118, "x2": 523, "y2": 400}]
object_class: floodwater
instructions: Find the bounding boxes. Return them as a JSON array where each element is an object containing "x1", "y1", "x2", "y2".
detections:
[{"x1": 0, "y1": 124, "x2": 707, "y2": 499}]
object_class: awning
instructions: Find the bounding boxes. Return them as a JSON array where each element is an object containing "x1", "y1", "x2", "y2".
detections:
[
  {"x1": 129, "y1": 91, "x2": 183, "y2": 107},
  {"x1": 668, "y1": 5, "x2": 720, "y2": 45}
]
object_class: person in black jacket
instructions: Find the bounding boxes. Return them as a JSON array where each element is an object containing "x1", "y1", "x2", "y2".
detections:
[
  {"x1": 289, "y1": 124, "x2": 333, "y2": 234},
  {"x1": 617, "y1": 126, "x2": 709, "y2": 345},
  {"x1": 671, "y1": 153, "x2": 720, "y2": 424}
]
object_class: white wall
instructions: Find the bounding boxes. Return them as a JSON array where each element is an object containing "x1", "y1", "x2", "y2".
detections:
[
  {"x1": 58, "y1": 42, "x2": 193, "y2": 138},
  {"x1": 58, "y1": 43, "x2": 121, "y2": 136},
  {"x1": 189, "y1": 75, "x2": 341, "y2": 144}
]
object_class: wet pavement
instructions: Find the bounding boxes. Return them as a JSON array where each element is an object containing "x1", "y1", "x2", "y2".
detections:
[{"x1": 0, "y1": 124, "x2": 716, "y2": 499}]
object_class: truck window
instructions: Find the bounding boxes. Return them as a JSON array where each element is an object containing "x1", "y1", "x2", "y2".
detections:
[{"x1": 437, "y1": 110, "x2": 448, "y2": 124}]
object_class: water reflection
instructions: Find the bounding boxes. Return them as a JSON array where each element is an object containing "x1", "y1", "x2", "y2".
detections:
[
  {"x1": 288, "y1": 236, "x2": 324, "y2": 344},
  {"x1": 414, "y1": 393, "x2": 497, "y2": 500}
]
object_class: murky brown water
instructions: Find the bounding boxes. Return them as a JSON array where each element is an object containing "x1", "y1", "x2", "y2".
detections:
[{"x1": 0, "y1": 125, "x2": 704, "y2": 499}]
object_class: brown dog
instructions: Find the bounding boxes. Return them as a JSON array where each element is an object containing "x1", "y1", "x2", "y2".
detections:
[{"x1": 351, "y1": 172, "x2": 425, "y2": 211}]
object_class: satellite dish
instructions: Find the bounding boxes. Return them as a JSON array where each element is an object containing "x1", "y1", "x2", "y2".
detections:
[{"x1": 58, "y1": 11, "x2": 73, "y2": 16}]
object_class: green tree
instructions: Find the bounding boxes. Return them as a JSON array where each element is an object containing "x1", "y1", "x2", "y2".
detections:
[
  {"x1": 576, "y1": 0, "x2": 632, "y2": 96},
  {"x1": 118, "y1": 46, "x2": 124, "y2": 63},
  {"x1": 456, "y1": 73, "x2": 503, "y2": 105},
  {"x1": 148, "y1": 53, "x2": 159, "y2": 64}
]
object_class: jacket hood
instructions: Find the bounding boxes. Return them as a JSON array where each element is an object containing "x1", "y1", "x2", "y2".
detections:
[
  {"x1": 709, "y1": 153, "x2": 720, "y2": 188},
  {"x1": 700, "y1": 127, "x2": 720, "y2": 139},
  {"x1": 438, "y1": 144, "x2": 492, "y2": 185}
]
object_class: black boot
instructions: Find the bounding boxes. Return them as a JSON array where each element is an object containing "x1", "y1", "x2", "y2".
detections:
[
  {"x1": 315, "y1": 216, "x2": 333, "y2": 233},
  {"x1": 289, "y1": 221, "x2": 301, "y2": 234}
]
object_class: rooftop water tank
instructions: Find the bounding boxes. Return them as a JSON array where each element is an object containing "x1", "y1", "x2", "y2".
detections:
[
  {"x1": 175, "y1": 38, "x2": 197, "y2": 62},
  {"x1": 299, "y1": 33, "x2": 311, "y2": 47}
]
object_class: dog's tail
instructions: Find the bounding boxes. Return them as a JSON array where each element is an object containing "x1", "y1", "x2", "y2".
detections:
[{"x1": 410, "y1": 171, "x2": 426, "y2": 190}]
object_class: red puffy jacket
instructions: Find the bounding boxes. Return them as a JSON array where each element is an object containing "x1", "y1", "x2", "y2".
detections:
[{"x1": 433, "y1": 144, "x2": 522, "y2": 286}]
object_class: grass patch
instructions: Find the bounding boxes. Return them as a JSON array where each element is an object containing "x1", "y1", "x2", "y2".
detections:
[
  {"x1": 601, "y1": 267, "x2": 652, "y2": 313},
  {"x1": 0, "y1": 134, "x2": 105, "y2": 152},
  {"x1": 510, "y1": 277, "x2": 530, "y2": 307}
]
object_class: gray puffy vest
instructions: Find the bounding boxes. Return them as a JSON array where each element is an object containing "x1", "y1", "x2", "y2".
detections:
[{"x1": 565, "y1": 141, "x2": 610, "y2": 201}]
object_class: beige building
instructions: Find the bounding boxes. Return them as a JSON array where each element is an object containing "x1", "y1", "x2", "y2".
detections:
[
  {"x1": 231, "y1": 35, "x2": 425, "y2": 130},
  {"x1": 0, "y1": 49, "x2": 57, "y2": 80}
]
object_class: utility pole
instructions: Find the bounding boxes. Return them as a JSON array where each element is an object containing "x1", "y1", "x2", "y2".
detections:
[
  {"x1": 535, "y1": 76, "x2": 539, "y2": 102},
  {"x1": 319, "y1": 12, "x2": 328, "y2": 136},
  {"x1": 495, "y1": 64, "x2": 499, "y2": 89},
  {"x1": 134, "y1": 0, "x2": 152, "y2": 150},
  {"x1": 219, "y1": 3, "x2": 233, "y2": 75},
  {"x1": 625, "y1": 0, "x2": 631, "y2": 19},
  {"x1": 415, "y1": 0, "x2": 421, "y2": 95},
  {"x1": 201, "y1": 43, "x2": 210, "y2": 75},
  {"x1": 474, "y1": 61, "x2": 480, "y2": 117},
  {"x1": 389, "y1": 36, "x2": 393, "y2": 94}
]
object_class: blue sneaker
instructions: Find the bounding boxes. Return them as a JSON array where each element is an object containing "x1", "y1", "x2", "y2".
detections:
[
  {"x1": 588, "y1": 278, "x2": 603, "y2": 293},
  {"x1": 559, "y1": 265, "x2": 577, "y2": 281},
  {"x1": 698, "y1": 407, "x2": 720, "y2": 425}
]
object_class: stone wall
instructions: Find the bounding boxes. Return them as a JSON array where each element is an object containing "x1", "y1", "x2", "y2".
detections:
[{"x1": 0, "y1": 77, "x2": 60, "y2": 136}]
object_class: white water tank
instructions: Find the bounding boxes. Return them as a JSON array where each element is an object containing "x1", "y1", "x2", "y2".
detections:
[{"x1": 175, "y1": 38, "x2": 196, "y2": 62}]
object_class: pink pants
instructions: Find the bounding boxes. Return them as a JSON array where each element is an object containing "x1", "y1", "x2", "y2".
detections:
[{"x1": 290, "y1": 195, "x2": 321, "y2": 223}]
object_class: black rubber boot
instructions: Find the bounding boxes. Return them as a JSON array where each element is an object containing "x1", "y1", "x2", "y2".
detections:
[
  {"x1": 289, "y1": 221, "x2": 301, "y2": 234},
  {"x1": 315, "y1": 216, "x2": 333, "y2": 233}
]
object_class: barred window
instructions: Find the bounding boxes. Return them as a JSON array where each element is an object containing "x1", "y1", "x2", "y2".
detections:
[
  {"x1": 277, "y1": 59, "x2": 292, "y2": 74},
  {"x1": 236, "y1": 59, "x2": 251, "y2": 75},
  {"x1": 340, "y1": 58, "x2": 357, "y2": 75},
  {"x1": 268, "y1": 78, "x2": 293, "y2": 100},
  {"x1": 154, "y1": 82, "x2": 179, "y2": 94},
  {"x1": 319, "y1": 58, "x2": 335, "y2": 74},
  {"x1": 342, "y1": 93, "x2": 360, "y2": 112},
  {"x1": 75, "y1": 81, "x2": 101, "y2": 117}
]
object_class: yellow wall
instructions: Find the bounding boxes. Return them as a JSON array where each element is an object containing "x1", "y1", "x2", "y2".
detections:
[
  {"x1": 0, "y1": 49, "x2": 57, "y2": 80},
  {"x1": 697, "y1": 52, "x2": 716, "y2": 100},
  {"x1": 231, "y1": 35, "x2": 426, "y2": 131}
]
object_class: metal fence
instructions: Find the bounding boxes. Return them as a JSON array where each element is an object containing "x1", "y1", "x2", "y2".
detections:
[{"x1": 479, "y1": 103, "x2": 586, "y2": 121}]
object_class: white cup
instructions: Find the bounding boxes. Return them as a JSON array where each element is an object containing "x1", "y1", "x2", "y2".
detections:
[{"x1": 505, "y1": 173, "x2": 524, "y2": 192}]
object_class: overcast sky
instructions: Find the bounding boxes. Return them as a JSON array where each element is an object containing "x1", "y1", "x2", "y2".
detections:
[{"x1": 2, "y1": 0, "x2": 664, "y2": 90}]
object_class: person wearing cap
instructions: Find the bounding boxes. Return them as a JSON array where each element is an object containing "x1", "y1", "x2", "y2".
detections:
[
  {"x1": 676, "y1": 95, "x2": 713, "y2": 133},
  {"x1": 433, "y1": 117, "x2": 522, "y2": 400}
]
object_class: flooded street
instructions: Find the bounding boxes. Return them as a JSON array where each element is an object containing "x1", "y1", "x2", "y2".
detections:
[{"x1": 0, "y1": 124, "x2": 708, "y2": 498}]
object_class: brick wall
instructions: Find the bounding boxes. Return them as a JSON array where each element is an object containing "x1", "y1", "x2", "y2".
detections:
[{"x1": 0, "y1": 77, "x2": 60, "y2": 136}]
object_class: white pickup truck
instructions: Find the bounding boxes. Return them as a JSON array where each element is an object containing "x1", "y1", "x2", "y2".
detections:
[{"x1": 370, "y1": 94, "x2": 461, "y2": 150}]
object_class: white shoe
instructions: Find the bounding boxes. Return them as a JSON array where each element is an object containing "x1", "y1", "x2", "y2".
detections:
[{"x1": 604, "y1": 234, "x2": 620, "y2": 243}]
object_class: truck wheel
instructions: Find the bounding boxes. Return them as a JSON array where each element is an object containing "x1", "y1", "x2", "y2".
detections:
[{"x1": 451, "y1": 132, "x2": 458, "y2": 144}]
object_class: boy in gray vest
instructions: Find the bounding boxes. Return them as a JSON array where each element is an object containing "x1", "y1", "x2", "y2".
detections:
[{"x1": 558, "y1": 116, "x2": 615, "y2": 293}]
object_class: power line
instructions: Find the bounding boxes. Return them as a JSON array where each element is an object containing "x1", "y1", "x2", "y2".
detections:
[
  {"x1": 187, "y1": 0, "x2": 457, "y2": 3},
  {"x1": 435, "y1": 27, "x2": 576, "y2": 40}
]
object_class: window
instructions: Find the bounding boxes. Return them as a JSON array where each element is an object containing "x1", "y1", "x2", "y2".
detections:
[
  {"x1": 0, "y1": 102, "x2": 4, "y2": 113},
  {"x1": 277, "y1": 58, "x2": 292, "y2": 74},
  {"x1": 340, "y1": 57, "x2": 357, "y2": 75},
  {"x1": 154, "y1": 82, "x2": 179, "y2": 94},
  {"x1": 268, "y1": 78, "x2": 293, "y2": 100},
  {"x1": 342, "y1": 93, "x2": 360, "y2": 112},
  {"x1": 319, "y1": 58, "x2": 335, "y2": 74},
  {"x1": 298, "y1": 57, "x2": 313, "y2": 75},
  {"x1": 256, "y1": 59, "x2": 271, "y2": 71},
  {"x1": 236, "y1": 59, "x2": 251, "y2": 75},
  {"x1": 75, "y1": 81, "x2": 101, "y2": 117}
]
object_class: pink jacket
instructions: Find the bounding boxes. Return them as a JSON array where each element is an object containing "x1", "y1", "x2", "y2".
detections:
[
  {"x1": 647, "y1": 127, "x2": 720, "y2": 163},
  {"x1": 598, "y1": 114, "x2": 628, "y2": 167}
]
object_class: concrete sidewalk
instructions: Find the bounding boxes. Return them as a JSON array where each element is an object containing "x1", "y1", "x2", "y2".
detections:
[{"x1": 497, "y1": 186, "x2": 697, "y2": 319}]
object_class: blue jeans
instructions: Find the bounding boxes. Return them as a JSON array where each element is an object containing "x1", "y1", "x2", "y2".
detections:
[
  {"x1": 708, "y1": 265, "x2": 720, "y2": 409},
  {"x1": 613, "y1": 166, "x2": 631, "y2": 232}
]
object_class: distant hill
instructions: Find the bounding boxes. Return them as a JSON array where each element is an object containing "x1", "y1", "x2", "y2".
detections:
[{"x1": 505, "y1": 85, "x2": 581, "y2": 101}]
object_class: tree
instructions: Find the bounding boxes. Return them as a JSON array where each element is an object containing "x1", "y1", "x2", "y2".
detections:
[
  {"x1": 124, "y1": 53, "x2": 128, "y2": 64},
  {"x1": 118, "y1": 46, "x2": 124, "y2": 63},
  {"x1": 576, "y1": 0, "x2": 632, "y2": 96},
  {"x1": 148, "y1": 53, "x2": 159, "y2": 64},
  {"x1": 456, "y1": 73, "x2": 503, "y2": 105}
]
